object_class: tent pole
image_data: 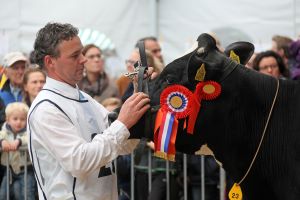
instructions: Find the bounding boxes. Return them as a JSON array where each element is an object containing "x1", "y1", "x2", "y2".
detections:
[{"x1": 150, "y1": 0, "x2": 159, "y2": 37}]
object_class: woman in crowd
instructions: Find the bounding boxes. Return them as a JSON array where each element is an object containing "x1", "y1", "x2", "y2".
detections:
[
  {"x1": 253, "y1": 50, "x2": 289, "y2": 79},
  {"x1": 22, "y1": 66, "x2": 46, "y2": 106},
  {"x1": 78, "y1": 44, "x2": 119, "y2": 103}
]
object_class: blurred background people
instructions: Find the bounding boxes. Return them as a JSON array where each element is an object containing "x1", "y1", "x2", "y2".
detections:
[
  {"x1": 22, "y1": 67, "x2": 46, "y2": 107},
  {"x1": 101, "y1": 97, "x2": 121, "y2": 112},
  {"x1": 0, "y1": 52, "x2": 28, "y2": 127},
  {"x1": 116, "y1": 49, "x2": 140, "y2": 97},
  {"x1": 122, "y1": 36, "x2": 164, "y2": 102},
  {"x1": 78, "y1": 44, "x2": 119, "y2": 103},
  {"x1": 136, "y1": 37, "x2": 165, "y2": 67},
  {"x1": 253, "y1": 50, "x2": 289, "y2": 79},
  {"x1": 245, "y1": 53, "x2": 257, "y2": 69},
  {"x1": 288, "y1": 39, "x2": 300, "y2": 80},
  {"x1": 271, "y1": 35, "x2": 293, "y2": 69},
  {"x1": 0, "y1": 102, "x2": 36, "y2": 200}
]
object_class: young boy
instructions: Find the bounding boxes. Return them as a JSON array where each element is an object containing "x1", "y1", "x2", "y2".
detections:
[{"x1": 0, "y1": 102, "x2": 36, "y2": 200}]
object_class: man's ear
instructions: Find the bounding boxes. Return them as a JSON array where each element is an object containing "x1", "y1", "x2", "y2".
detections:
[{"x1": 44, "y1": 55, "x2": 55, "y2": 70}]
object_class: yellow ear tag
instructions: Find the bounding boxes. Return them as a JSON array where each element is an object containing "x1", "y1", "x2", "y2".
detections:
[
  {"x1": 195, "y1": 63, "x2": 206, "y2": 81},
  {"x1": 230, "y1": 50, "x2": 240, "y2": 64},
  {"x1": 228, "y1": 183, "x2": 243, "y2": 200}
]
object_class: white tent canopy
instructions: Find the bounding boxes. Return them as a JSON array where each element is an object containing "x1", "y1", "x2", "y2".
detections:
[{"x1": 1, "y1": 0, "x2": 299, "y2": 76}]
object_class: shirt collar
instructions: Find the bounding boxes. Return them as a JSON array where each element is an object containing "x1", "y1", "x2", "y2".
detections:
[{"x1": 44, "y1": 77, "x2": 82, "y2": 100}]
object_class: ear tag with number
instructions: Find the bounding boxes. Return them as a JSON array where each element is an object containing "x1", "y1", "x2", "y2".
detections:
[{"x1": 228, "y1": 183, "x2": 243, "y2": 200}]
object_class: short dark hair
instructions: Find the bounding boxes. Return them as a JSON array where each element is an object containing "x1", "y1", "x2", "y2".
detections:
[
  {"x1": 253, "y1": 50, "x2": 289, "y2": 78},
  {"x1": 32, "y1": 22, "x2": 79, "y2": 68},
  {"x1": 135, "y1": 36, "x2": 158, "y2": 48}
]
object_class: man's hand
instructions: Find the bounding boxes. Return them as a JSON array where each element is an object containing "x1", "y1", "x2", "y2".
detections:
[
  {"x1": 132, "y1": 67, "x2": 157, "y2": 93},
  {"x1": 117, "y1": 92, "x2": 150, "y2": 129}
]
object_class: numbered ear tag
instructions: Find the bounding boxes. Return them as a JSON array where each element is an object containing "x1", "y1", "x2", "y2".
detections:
[{"x1": 229, "y1": 183, "x2": 243, "y2": 200}]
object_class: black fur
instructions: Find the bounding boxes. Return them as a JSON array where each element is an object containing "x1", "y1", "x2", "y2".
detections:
[{"x1": 133, "y1": 33, "x2": 300, "y2": 200}]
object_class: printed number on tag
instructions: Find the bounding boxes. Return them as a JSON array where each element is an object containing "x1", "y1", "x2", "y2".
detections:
[{"x1": 228, "y1": 183, "x2": 243, "y2": 200}]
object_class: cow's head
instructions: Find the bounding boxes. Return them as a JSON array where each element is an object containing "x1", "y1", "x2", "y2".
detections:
[{"x1": 130, "y1": 33, "x2": 254, "y2": 154}]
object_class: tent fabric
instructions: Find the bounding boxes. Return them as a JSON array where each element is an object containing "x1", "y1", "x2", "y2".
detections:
[{"x1": 0, "y1": 0, "x2": 299, "y2": 76}]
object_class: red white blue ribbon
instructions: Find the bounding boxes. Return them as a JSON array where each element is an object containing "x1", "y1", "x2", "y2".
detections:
[{"x1": 154, "y1": 85, "x2": 192, "y2": 161}]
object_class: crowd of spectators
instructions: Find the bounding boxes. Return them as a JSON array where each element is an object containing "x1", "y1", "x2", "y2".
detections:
[{"x1": 1, "y1": 28, "x2": 300, "y2": 200}]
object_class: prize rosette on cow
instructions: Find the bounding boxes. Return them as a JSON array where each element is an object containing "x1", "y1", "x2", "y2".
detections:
[
  {"x1": 195, "y1": 81, "x2": 221, "y2": 100},
  {"x1": 154, "y1": 85, "x2": 193, "y2": 161},
  {"x1": 187, "y1": 81, "x2": 222, "y2": 134}
]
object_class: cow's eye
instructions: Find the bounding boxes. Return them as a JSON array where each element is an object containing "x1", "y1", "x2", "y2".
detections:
[
  {"x1": 166, "y1": 78, "x2": 171, "y2": 84},
  {"x1": 166, "y1": 75, "x2": 176, "y2": 85}
]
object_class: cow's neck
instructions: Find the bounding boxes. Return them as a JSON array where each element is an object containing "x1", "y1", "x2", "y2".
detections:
[{"x1": 205, "y1": 66, "x2": 278, "y2": 183}]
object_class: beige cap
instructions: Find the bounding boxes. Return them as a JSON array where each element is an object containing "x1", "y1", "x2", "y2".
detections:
[{"x1": 3, "y1": 51, "x2": 27, "y2": 68}]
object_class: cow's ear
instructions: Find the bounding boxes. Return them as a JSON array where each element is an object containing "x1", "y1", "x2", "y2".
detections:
[
  {"x1": 186, "y1": 33, "x2": 218, "y2": 85},
  {"x1": 224, "y1": 41, "x2": 255, "y2": 65},
  {"x1": 196, "y1": 33, "x2": 218, "y2": 51}
]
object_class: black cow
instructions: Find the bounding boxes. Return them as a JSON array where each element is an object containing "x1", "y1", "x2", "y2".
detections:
[{"x1": 132, "y1": 33, "x2": 300, "y2": 200}]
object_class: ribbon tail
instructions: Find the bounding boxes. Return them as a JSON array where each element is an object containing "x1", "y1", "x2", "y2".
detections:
[
  {"x1": 187, "y1": 95, "x2": 200, "y2": 134},
  {"x1": 154, "y1": 108, "x2": 163, "y2": 134},
  {"x1": 154, "y1": 109, "x2": 164, "y2": 152},
  {"x1": 167, "y1": 118, "x2": 178, "y2": 161}
]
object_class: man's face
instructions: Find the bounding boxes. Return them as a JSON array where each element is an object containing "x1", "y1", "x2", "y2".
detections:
[
  {"x1": 125, "y1": 50, "x2": 140, "y2": 72},
  {"x1": 47, "y1": 36, "x2": 87, "y2": 86},
  {"x1": 5, "y1": 61, "x2": 26, "y2": 87},
  {"x1": 144, "y1": 40, "x2": 163, "y2": 64}
]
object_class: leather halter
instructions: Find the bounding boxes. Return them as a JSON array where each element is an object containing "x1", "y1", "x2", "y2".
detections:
[
  {"x1": 136, "y1": 41, "x2": 154, "y2": 137},
  {"x1": 186, "y1": 47, "x2": 239, "y2": 84},
  {"x1": 136, "y1": 41, "x2": 149, "y2": 94}
]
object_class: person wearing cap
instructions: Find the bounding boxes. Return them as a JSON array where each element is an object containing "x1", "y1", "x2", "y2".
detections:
[{"x1": 0, "y1": 52, "x2": 27, "y2": 126}]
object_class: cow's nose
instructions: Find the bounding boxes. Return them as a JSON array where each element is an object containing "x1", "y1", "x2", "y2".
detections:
[{"x1": 197, "y1": 47, "x2": 205, "y2": 55}]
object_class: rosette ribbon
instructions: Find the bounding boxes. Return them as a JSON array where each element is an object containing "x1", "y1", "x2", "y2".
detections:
[
  {"x1": 187, "y1": 81, "x2": 222, "y2": 133},
  {"x1": 154, "y1": 85, "x2": 193, "y2": 161}
]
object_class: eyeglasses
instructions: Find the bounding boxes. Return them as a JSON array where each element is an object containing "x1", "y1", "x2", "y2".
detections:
[
  {"x1": 259, "y1": 64, "x2": 278, "y2": 71},
  {"x1": 86, "y1": 54, "x2": 103, "y2": 60},
  {"x1": 125, "y1": 59, "x2": 137, "y2": 65}
]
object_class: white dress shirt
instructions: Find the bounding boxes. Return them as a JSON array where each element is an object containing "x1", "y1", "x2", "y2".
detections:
[{"x1": 28, "y1": 77, "x2": 139, "y2": 200}]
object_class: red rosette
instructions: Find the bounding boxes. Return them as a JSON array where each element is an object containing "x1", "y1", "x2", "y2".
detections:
[
  {"x1": 160, "y1": 84, "x2": 193, "y2": 119},
  {"x1": 195, "y1": 81, "x2": 221, "y2": 100}
]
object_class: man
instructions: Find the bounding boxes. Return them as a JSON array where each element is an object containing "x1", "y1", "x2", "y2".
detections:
[
  {"x1": 136, "y1": 36, "x2": 164, "y2": 65},
  {"x1": 131, "y1": 37, "x2": 181, "y2": 200},
  {"x1": 0, "y1": 51, "x2": 27, "y2": 126},
  {"x1": 116, "y1": 48, "x2": 140, "y2": 97},
  {"x1": 271, "y1": 35, "x2": 293, "y2": 70},
  {"x1": 28, "y1": 22, "x2": 151, "y2": 200}
]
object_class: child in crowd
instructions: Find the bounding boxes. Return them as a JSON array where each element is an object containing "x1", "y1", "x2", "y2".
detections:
[
  {"x1": 0, "y1": 102, "x2": 36, "y2": 200},
  {"x1": 101, "y1": 97, "x2": 121, "y2": 112}
]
